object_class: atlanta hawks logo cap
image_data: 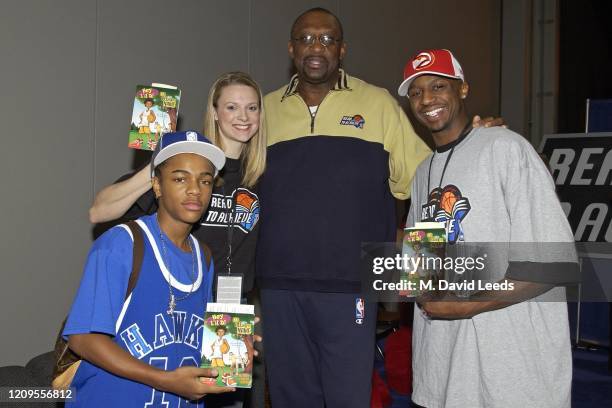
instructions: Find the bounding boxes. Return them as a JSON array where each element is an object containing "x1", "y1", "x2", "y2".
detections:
[{"x1": 397, "y1": 49, "x2": 464, "y2": 97}]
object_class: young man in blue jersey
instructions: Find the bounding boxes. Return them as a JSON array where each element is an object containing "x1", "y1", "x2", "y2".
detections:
[{"x1": 63, "y1": 131, "x2": 235, "y2": 407}]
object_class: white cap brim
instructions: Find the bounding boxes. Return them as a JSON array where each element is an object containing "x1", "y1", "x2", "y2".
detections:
[
  {"x1": 397, "y1": 72, "x2": 464, "y2": 97},
  {"x1": 152, "y1": 141, "x2": 226, "y2": 176}
]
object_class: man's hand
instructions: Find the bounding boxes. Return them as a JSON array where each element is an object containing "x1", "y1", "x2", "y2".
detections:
[
  {"x1": 156, "y1": 366, "x2": 234, "y2": 401},
  {"x1": 417, "y1": 291, "x2": 477, "y2": 319},
  {"x1": 417, "y1": 279, "x2": 551, "y2": 320},
  {"x1": 472, "y1": 115, "x2": 507, "y2": 128}
]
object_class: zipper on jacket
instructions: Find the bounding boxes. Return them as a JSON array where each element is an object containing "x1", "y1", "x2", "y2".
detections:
[
  {"x1": 298, "y1": 91, "x2": 334, "y2": 134},
  {"x1": 310, "y1": 109, "x2": 316, "y2": 133}
]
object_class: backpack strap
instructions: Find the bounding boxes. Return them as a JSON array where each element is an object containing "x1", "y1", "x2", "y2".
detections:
[
  {"x1": 53, "y1": 220, "x2": 146, "y2": 384},
  {"x1": 125, "y1": 220, "x2": 144, "y2": 299}
]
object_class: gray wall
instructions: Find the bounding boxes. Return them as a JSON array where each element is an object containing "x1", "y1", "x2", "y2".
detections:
[
  {"x1": 500, "y1": 0, "x2": 560, "y2": 144},
  {"x1": 0, "y1": 0, "x2": 501, "y2": 365}
]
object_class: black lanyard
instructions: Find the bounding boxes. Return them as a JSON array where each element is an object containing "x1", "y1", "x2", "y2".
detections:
[
  {"x1": 221, "y1": 185, "x2": 236, "y2": 275},
  {"x1": 426, "y1": 122, "x2": 473, "y2": 196}
]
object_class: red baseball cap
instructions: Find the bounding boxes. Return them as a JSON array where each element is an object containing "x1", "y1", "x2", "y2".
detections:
[{"x1": 397, "y1": 49, "x2": 464, "y2": 97}]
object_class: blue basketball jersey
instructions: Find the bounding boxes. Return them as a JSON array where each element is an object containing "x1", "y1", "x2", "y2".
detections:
[{"x1": 67, "y1": 216, "x2": 213, "y2": 407}]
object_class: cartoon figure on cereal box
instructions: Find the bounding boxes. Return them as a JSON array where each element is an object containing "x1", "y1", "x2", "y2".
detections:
[{"x1": 209, "y1": 326, "x2": 231, "y2": 367}]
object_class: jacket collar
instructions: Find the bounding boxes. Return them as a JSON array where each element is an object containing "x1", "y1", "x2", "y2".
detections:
[{"x1": 281, "y1": 69, "x2": 351, "y2": 101}]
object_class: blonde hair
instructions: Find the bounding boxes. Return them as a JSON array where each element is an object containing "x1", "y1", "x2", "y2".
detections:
[{"x1": 203, "y1": 72, "x2": 266, "y2": 188}]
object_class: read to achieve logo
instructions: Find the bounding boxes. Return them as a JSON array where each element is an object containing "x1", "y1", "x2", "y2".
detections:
[
  {"x1": 413, "y1": 51, "x2": 435, "y2": 70},
  {"x1": 340, "y1": 114, "x2": 365, "y2": 129},
  {"x1": 421, "y1": 184, "x2": 471, "y2": 244},
  {"x1": 201, "y1": 187, "x2": 260, "y2": 233}
]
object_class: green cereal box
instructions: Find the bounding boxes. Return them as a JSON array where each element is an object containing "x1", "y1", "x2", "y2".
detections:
[
  {"x1": 401, "y1": 222, "x2": 447, "y2": 297},
  {"x1": 128, "y1": 83, "x2": 180, "y2": 151},
  {"x1": 200, "y1": 303, "x2": 255, "y2": 388}
]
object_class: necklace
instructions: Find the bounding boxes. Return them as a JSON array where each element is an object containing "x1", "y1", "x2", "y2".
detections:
[
  {"x1": 157, "y1": 217, "x2": 197, "y2": 315},
  {"x1": 426, "y1": 122, "x2": 473, "y2": 196}
]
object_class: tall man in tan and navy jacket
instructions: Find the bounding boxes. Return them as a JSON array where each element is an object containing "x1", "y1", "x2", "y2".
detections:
[
  {"x1": 256, "y1": 7, "x2": 429, "y2": 407},
  {"x1": 257, "y1": 7, "x2": 502, "y2": 407}
]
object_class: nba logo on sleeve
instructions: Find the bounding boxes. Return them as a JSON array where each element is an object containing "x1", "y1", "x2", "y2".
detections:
[{"x1": 355, "y1": 298, "x2": 365, "y2": 325}]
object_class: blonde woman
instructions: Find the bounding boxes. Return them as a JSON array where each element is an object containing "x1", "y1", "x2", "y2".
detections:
[{"x1": 90, "y1": 71, "x2": 266, "y2": 292}]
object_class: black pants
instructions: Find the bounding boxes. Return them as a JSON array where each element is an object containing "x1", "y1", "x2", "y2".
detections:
[{"x1": 261, "y1": 289, "x2": 377, "y2": 408}]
